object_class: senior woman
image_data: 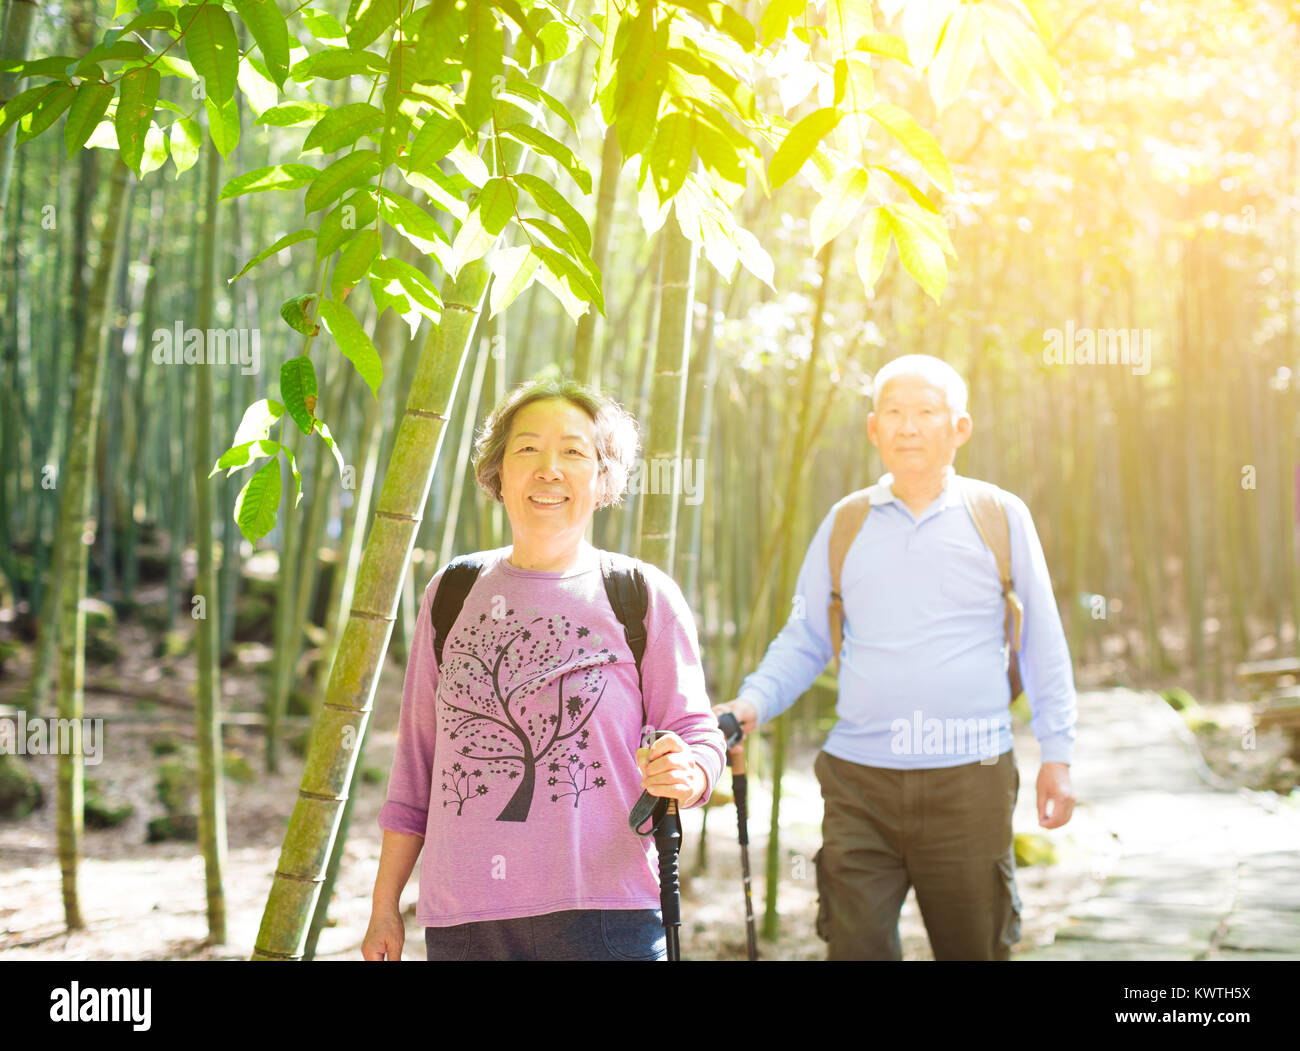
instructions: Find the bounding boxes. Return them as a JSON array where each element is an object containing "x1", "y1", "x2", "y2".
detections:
[{"x1": 361, "y1": 378, "x2": 725, "y2": 961}]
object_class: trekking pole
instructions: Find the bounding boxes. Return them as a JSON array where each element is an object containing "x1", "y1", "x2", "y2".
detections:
[
  {"x1": 629, "y1": 730, "x2": 684, "y2": 961},
  {"x1": 718, "y1": 713, "x2": 758, "y2": 961}
]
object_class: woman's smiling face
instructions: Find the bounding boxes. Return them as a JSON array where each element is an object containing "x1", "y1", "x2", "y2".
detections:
[{"x1": 499, "y1": 398, "x2": 601, "y2": 550}]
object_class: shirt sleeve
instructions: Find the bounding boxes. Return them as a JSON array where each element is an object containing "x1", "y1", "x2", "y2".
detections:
[
  {"x1": 1005, "y1": 493, "x2": 1078, "y2": 765},
  {"x1": 638, "y1": 564, "x2": 726, "y2": 809},
  {"x1": 737, "y1": 506, "x2": 837, "y2": 726},
  {"x1": 377, "y1": 571, "x2": 442, "y2": 837}
]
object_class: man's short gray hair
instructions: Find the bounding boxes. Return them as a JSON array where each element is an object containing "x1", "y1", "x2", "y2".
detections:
[{"x1": 871, "y1": 354, "x2": 969, "y2": 421}]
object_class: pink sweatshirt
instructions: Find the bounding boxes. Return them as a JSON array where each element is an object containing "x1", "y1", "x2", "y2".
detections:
[{"x1": 378, "y1": 546, "x2": 726, "y2": 926}]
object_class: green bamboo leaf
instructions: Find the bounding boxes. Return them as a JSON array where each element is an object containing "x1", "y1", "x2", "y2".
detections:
[
  {"x1": 476, "y1": 177, "x2": 517, "y2": 236},
  {"x1": 499, "y1": 123, "x2": 591, "y2": 194},
  {"x1": 257, "y1": 101, "x2": 329, "y2": 127},
  {"x1": 210, "y1": 438, "x2": 281, "y2": 477},
  {"x1": 317, "y1": 299, "x2": 383, "y2": 398},
  {"x1": 448, "y1": 208, "x2": 494, "y2": 278},
  {"x1": 768, "y1": 107, "x2": 840, "y2": 191},
  {"x1": 927, "y1": 2, "x2": 984, "y2": 112},
  {"x1": 810, "y1": 167, "x2": 870, "y2": 255},
  {"x1": 500, "y1": 75, "x2": 578, "y2": 135},
  {"x1": 661, "y1": 0, "x2": 756, "y2": 50},
  {"x1": 140, "y1": 125, "x2": 167, "y2": 175},
  {"x1": 981, "y1": 4, "x2": 1061, "y2": 115},
  {"x1": 233, "y1": 397, "x2": 285, "y2": 446},
  {"x1": 281, "y1": 443, "x2": 304, "y2": 508},
  {"x1": 488, "y1": 244, "x2": 539, "y2": 318},
  {"x1": 463, "y1": 0, "x2": 503, "y2": 130},
  {"x1": 314, "y1": 419, "x2": 348, "y2": 480},
  {"x1": 237, "y1": 56, "x2": 277, "y2": 116},
  {"x1": 514, "y1": 173, "x2": 591, "y2": 251},
  {"x1": 300, "y1": 8, "x2": 347, "y2": 40},
  {"x1": 865, "y1": 100, "x2": 953, "y2": 192},
  {"x1": 183, "y1": 2, "x2": 239, "y2": 104},
  {"x1": 121, "y1": 10, "x2": 177, "y2": 36},
  {"x1": 490, "y1": 0, "x2": 545, "y2": 54},
  {"x1": 531, "y1": 243, "x2": 604, "y2": 315},
  {"x1": 827, "y1": 0, "x2": 873, "y2": 60},
  {"x1": 280, "y1": 356, "x2": 319, "y2": 434},
  {"x1": 319, "y1": 189, "x2": 380, "y2": 259},
  {"x1": 886, "y1": 206, "x2": 946, "y2": 302},
  {"x1": 233, "y1": 0, "x2": 291, "y2": 88},
  {"x1": 331, "y1": 227, "x2": 381, "y2": 300},
  {"x1": 303, "y1": 103, "x2": 385, "y2": 153},
  {"x1": 371, "y1": 256, "x2": 442, "y2": 314},
  {"x1": 347, "y1": 0, "x2": 402, "y2": 49},
  {"x1": 231, "y1": 229, "x2": 316, "y2": 282},
  {"x1": 408, "y1": 112, "x2": 464, "y2": 172},
  {"x1": 874, "y1": 164, "x2": 941, "y2": 214},
  {"x1": 304, "y1": 150, "x2": 381, "y2": 213},
  {"x1": 205, "y1": 95, "x2": 241, "y2": 157},
  {"x1": 116, "y1": 67, "x2": 160, "y2": 175},
  {"x1": 855, "y1": 205, "x2": 892, "y2": 290},
  {"x1": 377, "y1": 189, "x2": 450, "y2": 262},
  {"x1": 289, "y1": 48, "x2": 388, "y2": 81},
  {"x1": 17, "y1": 84, "x2": 77, "y2": 144},
  {"x1": 759, "y1": 0, "x2": 807, "y2": 46},
  {"x1": 853, "y1": 31, "x2": 910, "y2": 63},
  {"x1": 0, "y1": 85, "x2": 54, "y2": 137},
  {"x1": 650, "y1": 110, "x2": 696, "y2": 204},
  {"x1": 280, "y1": 293, "x2": 319, "y2": 336},
  {"x1": 220, "y1": 163, "x2": 318, "y2": 200},
  {"x1": 64, "y1": 82, "x2": 115, "y2": 156},
  {"x1": 168, "y1": 117, "x2": 202, "y2": 178},
  {"x1": 235, "y1": 456, "x2": 282, "y2": 540}
]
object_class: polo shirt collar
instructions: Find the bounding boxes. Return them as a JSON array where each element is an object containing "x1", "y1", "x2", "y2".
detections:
[{"x1": 867, "y1": 464, "x2": 961, "y2": 510}]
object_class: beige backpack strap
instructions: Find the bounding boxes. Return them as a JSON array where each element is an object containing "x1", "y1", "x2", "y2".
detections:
[
  {"x1": 828, "y1": 489, "x2": 873, "y2": 672},
  {"x1": 959, "y1": 476, "x2": 1025, "y2": 699}
]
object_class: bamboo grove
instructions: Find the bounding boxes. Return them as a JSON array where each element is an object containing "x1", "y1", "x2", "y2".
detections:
[{"x1": 0, "y1": 0, "x2": 1296, "y2": 953}]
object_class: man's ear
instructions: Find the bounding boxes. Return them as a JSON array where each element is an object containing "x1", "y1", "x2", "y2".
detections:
[
  {"x1": 866, "y1": 411, "x2": 878, "y2": 447},
  {"x1": 954, "y1": 413, "x2": 973, "y2": 447}
]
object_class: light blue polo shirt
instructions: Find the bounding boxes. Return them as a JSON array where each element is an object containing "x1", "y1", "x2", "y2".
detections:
[{"x1": 739, "y1": 466, "x2": 1077, "y2": 768}]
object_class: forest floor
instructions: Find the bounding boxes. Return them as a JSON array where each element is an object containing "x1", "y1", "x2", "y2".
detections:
[{"x1": 1, "y1": 612, "x2": 1298, "y2": 961}]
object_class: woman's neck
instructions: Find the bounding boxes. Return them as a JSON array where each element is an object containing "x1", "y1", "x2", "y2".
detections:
[{"x1": 507, "y1": 537, "x2": 593, "y2": 573}]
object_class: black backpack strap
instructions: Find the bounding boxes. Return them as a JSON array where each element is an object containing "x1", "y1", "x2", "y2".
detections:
[
  {"x1": 599, "y1": 550, "x2": 649, "y2": 717},
  {"x1": 431, "y1": 554, "x2": 486, "y2": 667}
]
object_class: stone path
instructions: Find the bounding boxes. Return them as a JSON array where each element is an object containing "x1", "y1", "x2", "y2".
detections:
[{"x1": 1014, "y1": 689, "x2": 1300, "y2": 961}]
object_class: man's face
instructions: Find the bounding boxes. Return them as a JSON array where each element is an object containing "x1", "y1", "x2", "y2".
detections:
[
  {"x1": 867, "y1": 374, "x2": 972, "y2": 478},
  {"x1": 499, "y1": 398, "x2": 601, "y2": 546}
]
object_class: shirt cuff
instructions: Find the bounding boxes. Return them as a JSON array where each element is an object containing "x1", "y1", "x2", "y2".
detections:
[
  {"x1": 378, "y1": 800, "x2": 428, "y2": 837},
  {"x1": 684, "y1": 746, "x2": 722, "y2": 809},
  {"x1": 1037, "y1": 734, "x2": 1074, "y2": 766}
]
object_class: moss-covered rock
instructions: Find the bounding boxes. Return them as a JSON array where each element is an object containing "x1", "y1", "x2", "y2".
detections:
[{"x1": 146, "y1": 814, "x2": 197, "y2": 842}]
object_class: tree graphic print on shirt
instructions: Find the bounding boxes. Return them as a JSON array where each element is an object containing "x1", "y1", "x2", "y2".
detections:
[{"x1": 439, "y1": 608, "x2": 616, "y2": 822}]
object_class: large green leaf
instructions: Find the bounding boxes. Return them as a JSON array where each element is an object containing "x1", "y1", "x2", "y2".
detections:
[
  {"x1": 289, "y1": 48, "x2": 388, "y2": 81},
  {"x1": 347, "y1": 0, "x2": 402, "y2": 49},
  {"x1": 211, "y1": 438, "x2": 281, "y2": 477},
  {"x1": 827, "y1": 0, "x2": 873, "y2": 59},
  {"x1": 927, "y1": 2, "x2": 984, "y2": 111},
  {"x1": 303, "y1": 103, "x2": 385, "y2": 153},
  {"x1": 317, "y1": 298, "x2": 384, "y2": 397},
  {"x1": 476, "y1": 177, "x2": 518, "y2": 236},
  {"x1": 886, "y1": 206, "x2": 946, "y2": 302},
  {"x1": 280, "y1": 356, "x2": 319, "y2": 434},
  {"x1": 64, "y1": 82, "x2": 115, "y2": 156},
  {"x1": 319, "y1": 189, "x2": 380, "y2": 259},
  {"x1": 768, "y1": 107, "x2": 840, "y2": 191},
  {"x1": 16, "y1": 84, "x2": 76, "y2": 144},
  {"x1": 235, "y1": 456, "x2": 282, "y2": 540},
  {"x1": 231, "y1": 229, "x2": 316, "y2": 281},
  {"x1": 810, "y1": 167, "x2": 870, "y2": 255},
  {"x1": 331, "y1": 227, "x2": 381, "y2": 299},
  {"x1": 234, "y1": 0, "x2": 291, "y2": 88},
  {"x1": 499, "y1": 123, "x2": 591, "y2": 193},
  {"x1": 854, "y1": 205, "x2": 891, "y2": 289},
  {"x1": 303, "y1": 150, "x2": 381, "y2": 213},
  {"x1": 168, "y1": 118, "x2": 202, "y2": 179},
  {"x1": 981, "y1": 4, "x2": 1060, "y2": 115},
  {"x1": 280, "y1": 293, "x2": 319, "y2": 336},
  {"x1": 221, "y1": 164, "x2": 318, "y2": 199},
  {"x1": 115, "y1": 67, "x2": 159, "y2": 175},
  {"x1": 488, "y1": 244, "x2": 539, "y2": 318},
  {"x1": 257, "y1": 101, "x2": 329, "y2": 127},
  {"x1": 183, "y1": 3, "x2": 240, "y2": 104},
  {"x1": 650, "y1": 110, "x2": 696, "y2": 204},
  {"x1": 462, "y1": 0, "x2": 503, "y2": 130},
  {"x1": 514, "y1": 172, "x2": 591, "y2": 251},
  {"x1": 865, "y1": 100, "x2": 953, "y2": 192},
  {"x1": 408, "y1": 112, "x2": 465, "y2": 172},
  {"x1": 206, "y1": 94, "x2": 241, "y2": 157},
  {"x1": 378, "y1": 189, "x2": 450, "y2": 262}
]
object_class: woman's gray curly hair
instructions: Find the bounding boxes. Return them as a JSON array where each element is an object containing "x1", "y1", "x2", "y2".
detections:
[{"x1": 472, "y1": 378, "x2": 641, "y2": 509}]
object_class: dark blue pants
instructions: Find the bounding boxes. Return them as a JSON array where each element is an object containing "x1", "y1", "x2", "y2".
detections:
[{"x1": 425, "y1": 908, "x2": 666, "y2": 961}]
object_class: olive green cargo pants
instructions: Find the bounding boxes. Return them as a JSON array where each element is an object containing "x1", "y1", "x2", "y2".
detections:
[{"x1": 812, "y1": 748, "x2": 1022, "y2": 961}]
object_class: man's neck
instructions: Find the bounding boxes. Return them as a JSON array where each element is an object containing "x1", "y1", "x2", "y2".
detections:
[{"x1": 888, "y1": 469, "x2": 950, "y2": 516}]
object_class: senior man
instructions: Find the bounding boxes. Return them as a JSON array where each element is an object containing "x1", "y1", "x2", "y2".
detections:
[{"x1": 715, "y1": 354, "x2": 1077, "y2": 961}]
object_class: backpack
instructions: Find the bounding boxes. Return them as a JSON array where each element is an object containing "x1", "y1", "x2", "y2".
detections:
[
  {"x1": 430, "y1": 549, "x2": 651, "y2": 699},
  {"x1": 826, "y1": 475, "x2": 1025, "y2": 702}
]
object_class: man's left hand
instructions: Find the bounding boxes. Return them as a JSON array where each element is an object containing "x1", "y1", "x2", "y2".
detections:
[
  {"x1": 637, "y1": 732, "x2": 706, "y2": 807},
  {"x1": 1037, "y1": 761, "x2": 1075, "y2": 828}
]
